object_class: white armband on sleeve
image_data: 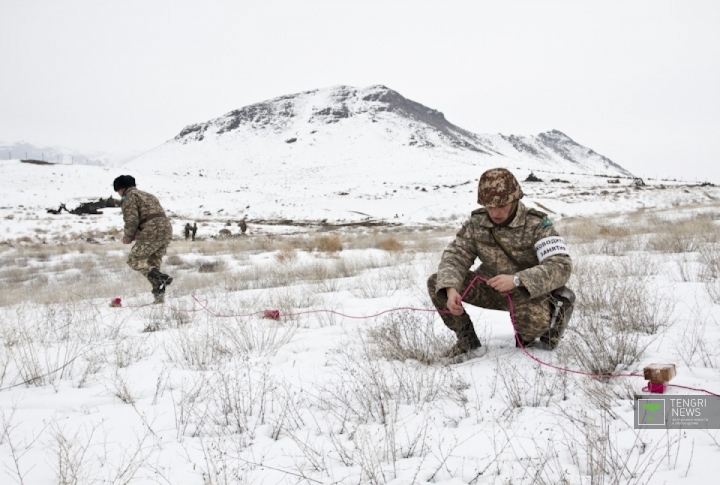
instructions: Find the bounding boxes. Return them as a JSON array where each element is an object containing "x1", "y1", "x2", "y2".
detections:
[{"x1": 534, "y1": 237, "x2": 569, "y2": 262}]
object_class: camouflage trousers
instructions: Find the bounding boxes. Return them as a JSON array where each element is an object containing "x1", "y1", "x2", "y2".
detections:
[
  {"x1": 127, "y1": 240, "x2": 169, "y2": 278},
  {"x1": 427, "y1": 269, "x2": 551, "y2": 342}
]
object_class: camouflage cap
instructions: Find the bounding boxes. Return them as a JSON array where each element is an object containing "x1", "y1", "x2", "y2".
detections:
[{"x1": 477, "y1": 168, "x2": 523, "y2": 207}]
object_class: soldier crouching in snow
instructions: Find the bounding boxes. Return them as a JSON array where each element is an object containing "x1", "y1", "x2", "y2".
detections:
[
  {"x1": 427, "y1": 168, "x2": 573, "y2": 357},
  {"x1": 114, "y1": 175, "x2": 174, "y2": 304}
]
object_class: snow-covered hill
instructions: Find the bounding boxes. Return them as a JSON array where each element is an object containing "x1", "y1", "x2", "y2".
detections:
[
  {"x1": 129, "y1": 84, "x2": 631, "y2": 179},
  {"x1": 4, "y1": 85, "x2": 717, "y2": 244}
]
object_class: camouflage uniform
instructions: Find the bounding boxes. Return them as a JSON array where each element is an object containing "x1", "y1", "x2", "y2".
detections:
[
  {"x1": 121, "y1": 187, "x2": 173, "y2": 279},
  {"x1": 428, "y1": 168, "x2": 572, "y2": 349}
]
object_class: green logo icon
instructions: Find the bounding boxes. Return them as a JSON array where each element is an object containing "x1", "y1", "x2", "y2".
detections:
[
  {"x1": 638, "y1": 399, "x2": 666, "y2": 426},
  {"x1": 643, "y1": 403, "x2": 661, "y2": 421}
]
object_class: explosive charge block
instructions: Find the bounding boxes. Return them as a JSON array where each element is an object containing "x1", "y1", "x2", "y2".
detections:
[
  {"x1": 643, "y1": 364, "x2": 676, "y2": 383},
  {"x1": 263, "y1": 309, "x2": 281, "y2": 320},
  {"x1": 643, "y1": 364, "x2": 676, "y2": 394}
]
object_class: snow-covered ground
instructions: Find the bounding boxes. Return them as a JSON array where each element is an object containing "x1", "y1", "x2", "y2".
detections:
[
  {"x1": 1, "y1": 158, "x2": 718, "y2": 245},
  {"x1": 2, "y1": 157, "x2": 720, "y2": 484}
]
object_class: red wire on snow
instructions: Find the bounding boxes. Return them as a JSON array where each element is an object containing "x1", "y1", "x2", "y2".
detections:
[
  {"x1": 105, "y1": 277, "x2": 719, "y2": 397},
  {"x1": 463, "y1": 275, "x2": 719, "y2": 397}
]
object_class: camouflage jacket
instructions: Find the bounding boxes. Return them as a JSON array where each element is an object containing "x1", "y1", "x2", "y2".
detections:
[
  {"x1": 436, "y1": 202, "x2": 572, "y2": 299},
  {"x1": 120, "y1": 187, "x2": 172, "y2": 243}
]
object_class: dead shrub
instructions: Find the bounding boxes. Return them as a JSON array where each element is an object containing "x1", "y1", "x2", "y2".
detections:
[
  {"x1": 597, "y1": 237, "x2": 633, "y2": 256},
  {"x1": 698, "y1": 244, "x2": 720, "y2": 280},
  {"x1": 596, "y1": 225, "x2": 631, "y2": 238},
  {"x1": 367, "y1": 311, "x2": 453, "y2": 365},
  {"x1": 705, "y1": 279, "x2": 720, "y2": 304},
  {"x1": 314, "y1": 235, "x2": 343, "y2": 253},
  {"x1": 198, "y1": 259, "x2": 227, "y2": 273},
  {"x1": 165, "y1": 254, "x2": 187, "y2": 267},
  {"x1": 560, "y1": 218, "x2": 602, "y2": 243},
  {"x1": 0, "y1": 266, "x2": 35, "y2": 285},
  {"x1": 142, "y1": 302, "x2": 196, "y2": 332},
  {"x1": 564, "y1": 313, "x2": 648, "y2": 376},
  {"x1": 671, "y1": 254, "x2": 699, "y2": 282},
  {"x1": 646, "y1": 218, "x2": 717, "y2": 253},
  {"x1": 320, "y1": 344, "x2": 468, "y2": 426},
  {"x1": 562, "y1": 257, "x2": 673, "y2": 376},
  {"x1": 647, "y1": 230, "x2": 699, "y2": 253},
  {"x1": 376, "y1": 236, "x2": 404, "y2": 251},
  {"x1": 267, "y1": 285, "x2": 319, "y2": 316},
  {"x1": 491, "y1": 360, "x2": 568, "y2": 409},
  {"x1": 274, "y1": 246, "x2": 298, "y2": 264}
]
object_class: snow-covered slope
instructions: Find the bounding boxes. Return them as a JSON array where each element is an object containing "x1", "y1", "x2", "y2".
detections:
[
  {"x1": 128, "y1": 84, "x2": 631, "y2": 179},
  {"x1": 1, "y1": 156, "x2": 718, "y2": 245},
  {"x1": 112, "y1": 85, "x2": 638, "y2": 225},
  {"x1": 6, "y1": 85, "x2": 715, "y2": 243}
]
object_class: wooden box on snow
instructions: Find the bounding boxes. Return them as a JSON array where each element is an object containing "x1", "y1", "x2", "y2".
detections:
[{"x1": 643, "y1": 364, "x2": 676, "y2": 383}]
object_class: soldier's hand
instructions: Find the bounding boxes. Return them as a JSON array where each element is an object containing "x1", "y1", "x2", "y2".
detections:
[
  {"x1": 487, "y1": 274, "x2": 516, "y2": 293},
  {"x1": 446, "y1": 288, "x2": 465, "y2": 316},
  {"x1": 122, "y1": 236, "x2": 132, "y2": 244}
]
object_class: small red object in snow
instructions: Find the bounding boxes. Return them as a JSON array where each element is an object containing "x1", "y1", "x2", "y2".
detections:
[
  {"x1": 647, "y1": 381, "x2": 667, "y2": 393},
  {"x1": 110, "y1": 298, "x2": 122, "y2": 308},
  {"x1": 263, "y1": 310, "x2": 280, "y2": 319}
]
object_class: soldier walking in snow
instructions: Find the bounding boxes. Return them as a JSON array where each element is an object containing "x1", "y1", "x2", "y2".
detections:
[
  {"x1": 427, "y1": 168, "x2": 573, "y2": 357},
  {"x1": 184, "y1": 223, "x2": 191, "y2": 240},
  {"x1": 190, "y1": 222, "x2": 197, "y2": 241},
  {"x1": 114, "y1": 175, "x2": 174, "y2": 304}
]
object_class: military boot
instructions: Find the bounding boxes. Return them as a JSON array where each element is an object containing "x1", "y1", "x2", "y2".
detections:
[
  {"x1": 515, "y1": 335, "x2": 536, "y2": 348},
  {"x1": 538, "y1": 286, "x2": 576, "y2": 350},
  {"x1": 445, "y1": 323, "x2": 481, "y2": 358},
  {"x1": 148, "y1": 268, "x2": 173, "y2": 292}
]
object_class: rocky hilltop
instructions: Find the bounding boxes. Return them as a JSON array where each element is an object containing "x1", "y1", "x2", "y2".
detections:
[
  {"x1": 117, "y1": 85, "x2": 638, "y2": 224},
  {"x1": 155, "y1": 85, "x2": 631, "y2": 177}
]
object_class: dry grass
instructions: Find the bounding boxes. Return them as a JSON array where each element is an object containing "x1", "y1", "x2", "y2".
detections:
[
  {"x1": 274, "y1": 246, "x2": 298, "y2": 264},
  {"x1": 1, "y1": 208, "x2": 714, "y2": 310},
  {"x1": 313, "y1": 235, "x2": 343, "y2": 253},
  {"x1": 197, "y1": 259, "x2": 228, "y2": 273},
  {"x1": 367, "y1": 311, "x2": 454, "y2": 365},
  {"x1": 376, "y1": 236, "x2": 404, "y2": 251},
  {"x1": 561, "y1": 210, "x2": 720, "y2": 249}
]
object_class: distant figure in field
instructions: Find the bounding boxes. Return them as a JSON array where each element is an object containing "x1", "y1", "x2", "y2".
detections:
[
  {"x1": 239, "y1": 218, "x2": 247, "y2": 235},
  {"x1": 427, "y1": 168, "x2": 574, "y2": 357},
  {"x1": 184, "y1": 223, "x2": 191, "y2": 240},
  {"x1": 114, "y1": 175, "x2": 174, "y2": 304},
  {"x1": 191, "y1": 223, "x2": 197, "y2": 241},
  {"x1": 47, "y1": 203, "x2": 68, "y2": 215},
  {"x1": 70, "y1": 201, "x2": 102, "y2": 215}
]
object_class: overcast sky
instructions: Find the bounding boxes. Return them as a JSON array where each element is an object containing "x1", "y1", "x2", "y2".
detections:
[{"x1": 2, "y1": 1, "x2": 719, "y2": 181}]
